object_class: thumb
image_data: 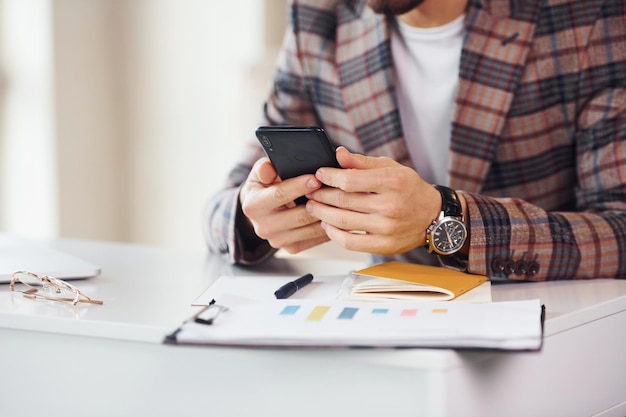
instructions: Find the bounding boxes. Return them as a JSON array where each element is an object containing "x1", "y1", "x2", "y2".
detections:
[
  {"x1": 254, "y1": 157, "x2": 279, "y2": 185},
  {"x1": 336, "y1": 146, "x2": 398, "y2": 170}
]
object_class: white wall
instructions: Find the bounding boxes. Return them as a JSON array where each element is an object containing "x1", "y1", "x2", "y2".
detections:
[
  {"x1": 1, "y1": 0, "x2": 286, "y2": 249},
  {"x1": 0, "y1": 0, "x2": 57, "y2": 238},
  {"x1": 118, "y1": 0, "x2": 279, "y2": 249},
  {"x1": 0, "y1": 0, "x2": 368, "y2": 261},
  {"x1": 53, "y1": 0, "x2": 127, "y2": 242}
]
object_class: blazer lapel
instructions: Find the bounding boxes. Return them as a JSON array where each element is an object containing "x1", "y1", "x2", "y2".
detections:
[
  {"x1": 334, "y1": 2, "x2": 412, "y2": 166},
  {"x1": 449, "y1": 0, "x2": 542, "y2": 192},
  {"x1": 331, "y1": 0, "x2": 542, "y2": 185}
]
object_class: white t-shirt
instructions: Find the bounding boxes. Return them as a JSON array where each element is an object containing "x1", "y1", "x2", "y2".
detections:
[{"x1": 391, "y1": 14, "x2": 465, "y2": 185}]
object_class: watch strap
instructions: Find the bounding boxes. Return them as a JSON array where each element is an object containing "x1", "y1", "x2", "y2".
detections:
[{"x1": 433, "y1": 185, "x2": 462, "y2": 218}]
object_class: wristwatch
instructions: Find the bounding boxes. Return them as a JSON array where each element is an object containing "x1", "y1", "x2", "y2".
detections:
[{"x1": 425, "y1": 185, "x2": 468, "y2": 256}]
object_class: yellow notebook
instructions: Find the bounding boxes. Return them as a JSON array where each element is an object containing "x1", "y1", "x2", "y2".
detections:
[{"x1": 350, "y1": 261, "x2": 488, "y2": 301}]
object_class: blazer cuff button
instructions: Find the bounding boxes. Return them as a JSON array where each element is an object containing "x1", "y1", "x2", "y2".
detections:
[
  {"x1": 514, "y1": 260, "x2": 527, "y2": 276},
  {"x1": 491, "y1": 257, "x2": 505, "y2": 274},
  {"x1": 527, "y1": 261, "x2": 540, "y2": 277}
]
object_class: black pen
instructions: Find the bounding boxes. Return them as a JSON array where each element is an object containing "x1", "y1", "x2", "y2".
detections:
[{"x1": 274, "y1": 273, "x2": 314, "y2": 299}]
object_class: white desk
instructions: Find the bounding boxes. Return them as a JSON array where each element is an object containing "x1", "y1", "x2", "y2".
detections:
[{"x1": 1, "y1": 238, "x2": 625, "y2": 417}]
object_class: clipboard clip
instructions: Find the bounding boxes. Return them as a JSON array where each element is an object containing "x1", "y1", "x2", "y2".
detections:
[{"x1": 194, "y1": 299, "x2": 229, "y2": 325}]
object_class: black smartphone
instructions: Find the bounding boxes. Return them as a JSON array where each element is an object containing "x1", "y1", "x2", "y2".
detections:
[{"x1": 255, "y1": 126, "x2": 340, "y2": 204}]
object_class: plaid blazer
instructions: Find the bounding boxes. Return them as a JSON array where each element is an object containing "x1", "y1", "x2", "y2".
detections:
[{"x1": 204, "y1": 0, "x2": 626, "y2": 280}]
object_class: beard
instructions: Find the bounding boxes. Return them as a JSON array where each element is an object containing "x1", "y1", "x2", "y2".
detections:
[{"x1": 368, "y1": 0, "x2": 426, "y2": 15}]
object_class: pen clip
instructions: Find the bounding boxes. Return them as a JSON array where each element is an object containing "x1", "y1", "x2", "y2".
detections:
[{"x1": 194, "y1": 298, "x2": 229, "y2": 325}]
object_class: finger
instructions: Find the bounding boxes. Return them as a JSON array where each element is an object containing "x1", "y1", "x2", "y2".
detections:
[
  {"x1": 252, "y1": 206, "x2": 322, "y2": 240},
  {"x1": 282, "y1": 234, "x2": 331, "y2": 255},
  {"x1": 321, "y1": 222, "x2": 393, "y2": 254},
  {"x1": 255, "y1": 157, "x2": 279, "y2": 185},
  {"x1": 275, "y1": 175, "x2": 322, "y2": 206},
  {"x1": 306, "y1": 200, "x2": 373, "y2": 233},
  {"x1": 246, "y1": 174, "x2": 322, "y2": 215},
  {"x1": 335, "y1": 146, "x2": 398, "y2": 170},
  {"x1": 315, "y1": 165, "x2": 403, "y2": 194},
  {"x1": 264, "y1": 220, "x2": 329, "y2": 250},
  {"x1": 306, "y1": 186, "x2": 372, "y2": 213},
  {"x1": 316, "y1": 150, "x2": 404, "y2": 193},
  {"x1": 247, "y1": 157, "x2": 278, "y2": 186}
]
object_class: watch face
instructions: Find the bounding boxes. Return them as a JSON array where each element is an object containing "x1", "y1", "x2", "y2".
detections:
[{"x1": 429, "y1": 218, "x2": 467, "y2": 255}]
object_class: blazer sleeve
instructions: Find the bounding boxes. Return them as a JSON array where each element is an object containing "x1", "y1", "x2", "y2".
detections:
[
  {"x1": 202, "y1": 3, "x2": 322, "y2": 264},
  {"x1": 462, "y1": 2, "x2": 626, "y2": 280}
]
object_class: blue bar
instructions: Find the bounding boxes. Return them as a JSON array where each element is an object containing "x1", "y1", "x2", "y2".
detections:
[
  {"x1": 280, "y1": 305, "x2": 301, "y2": 315},
  {"x1": 338, "y1": 307, "x2": 359, "y2": 320},
  {"x1": 371, "y1": 308, "x2": 389, "y2": 315}
]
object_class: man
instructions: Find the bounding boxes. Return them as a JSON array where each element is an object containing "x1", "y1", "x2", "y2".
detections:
[{"x1": 204, "y1": 0, "x2": 626, "y2": 280}]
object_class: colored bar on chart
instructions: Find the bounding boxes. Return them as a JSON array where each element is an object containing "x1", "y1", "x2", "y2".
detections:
[
  {"x1": 279, "y1": 305, "x2": 301, "y2": 316},
  {"x1": 338, "y1": 307, "x2": 359, "y2": 320},
  {"x1": 432, "y1": 308, "x2": 448, "y2": 314},
  {"x1": 371, "y1": 308, "x2": 389, "y2": 315},
  {"x1": 401, "y1": 309, "x2": 418, "y2": 317},
  {"x1": 306, "y1": 306, "x2": 331, "y2": 321}
]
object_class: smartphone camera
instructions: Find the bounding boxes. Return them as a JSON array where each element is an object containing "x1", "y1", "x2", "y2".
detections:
[{"x1": 260, "y1": 135, "x2": 273, "y2": 148}]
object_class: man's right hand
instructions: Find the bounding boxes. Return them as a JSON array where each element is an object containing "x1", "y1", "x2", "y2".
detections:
[{"x1": 238, "y1": 157, "x2": 329, "y2": 254}]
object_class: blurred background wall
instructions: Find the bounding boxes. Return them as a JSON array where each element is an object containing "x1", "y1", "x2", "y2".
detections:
[{"x1": 0, "y1": 0, "x2": 288, "y2": 250}]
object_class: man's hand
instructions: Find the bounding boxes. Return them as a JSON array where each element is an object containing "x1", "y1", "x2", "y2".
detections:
[
  {"x1": 305, "y1": 147, "x2": 442, "y2": 255},
  {"x1": 239, "y1": 157, "x2": 329, "y2": 254}
]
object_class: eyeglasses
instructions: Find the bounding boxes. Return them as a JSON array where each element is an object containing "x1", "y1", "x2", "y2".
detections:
[{"x1": 10, "y1": 270, "x2": 103, "y2": 306}]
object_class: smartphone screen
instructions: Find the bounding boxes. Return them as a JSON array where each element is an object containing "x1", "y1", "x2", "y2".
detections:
[{"x1": 255, "y1": 126, "x2": 340, "y2": 204}]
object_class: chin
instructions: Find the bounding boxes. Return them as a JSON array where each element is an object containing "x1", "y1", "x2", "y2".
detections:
[{"x1": 368, "y1": 0, "x2": 426, "y2": 15}]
